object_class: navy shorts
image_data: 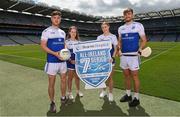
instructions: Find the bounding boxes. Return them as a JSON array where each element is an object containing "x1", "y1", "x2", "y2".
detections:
[{"x1": 67, "y1": 61, "x2": 75, "y2": 70}]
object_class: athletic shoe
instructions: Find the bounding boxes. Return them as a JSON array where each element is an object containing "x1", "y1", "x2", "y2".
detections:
[
  {"x1": 49, "y1": 101, "x2": 56, "y2": 113},
  {"x1": 77, "y1": 91, "x2": 83, "y2": 97},
  {"x1": 129, "y1": 98, "x2": 140, "y2": 107},
  {"x1": 108, "y1": 93, "x2": 113, "y2": 102},
  {"x1": 99, "y1": 90, "x2": 106, "y2": 98},
  {"x1": 68, "y1": 92, "x2": 74, "y2": 100},
  {"x1": 120, "y1": 94, "x2": 132, "y2": 102},
  {"x1": 61, "y1": 96, "x2": 68, "y2": 104}
]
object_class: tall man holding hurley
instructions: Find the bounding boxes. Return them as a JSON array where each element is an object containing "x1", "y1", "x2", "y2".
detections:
[{"x1": 118, "y1": 8, "x2": 147, "y2": 107}]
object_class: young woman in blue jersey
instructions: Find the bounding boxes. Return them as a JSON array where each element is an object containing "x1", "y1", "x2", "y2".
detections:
[
  {"x1": 41, "y1": 11, "x2": 68, "y2": 113},
  {"x1": 66, "y1": 26, "x2": 83, "y2": 100},
  {"x1": 97, "y1": 22, "x2": 118, "y2": 102},
  {"x1": 118, "y1": 8, "x2": 147, "y2": 107}
]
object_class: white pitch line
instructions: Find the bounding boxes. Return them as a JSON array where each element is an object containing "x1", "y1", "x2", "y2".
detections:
[
  {"x1": 114, "y1": 69, "x2": 123, "y2": 72},
  {"x1": 115, "y1": 45, "x2": 177, "y2": 73},
  {"x1": 6, "y1": 50, "x2": 41, "y2": 54},
  {"x1": 141, "y1": 45, "x2": 176, "y2": 64}
]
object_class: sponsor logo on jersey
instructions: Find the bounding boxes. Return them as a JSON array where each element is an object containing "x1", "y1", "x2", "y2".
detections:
[
  {"x1": 50, "y1": 32, "x2": 55, "y2": 34},
  {"x1": 132, "y1": 26, "x2": 135, "y2": 30}
]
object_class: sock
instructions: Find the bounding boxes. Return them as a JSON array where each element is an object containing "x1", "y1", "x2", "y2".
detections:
[
  {"x1": 61, "y1": 96, "x2": 65, "y2": 100},
  {"x1": 126, "y1": 90, "x2": 131, "y2": 96},
  {"x1": 134, "y1": 93, "x2": 139, "y2": 100},
  {"x1": 51, "y1": 101, "x2": 55, "y2": 104}
]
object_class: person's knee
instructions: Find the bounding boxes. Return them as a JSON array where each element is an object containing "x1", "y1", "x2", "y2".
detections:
[
  {"x1": 132, "y1": 75, "x2": 139, "y2": 83},
  {"x1": 133, "y1": 73, "x2": 138, "y2": 77},
  {"x1": 109, "y1": 78, "x2": 113, "y2": 83},
  {"x1": 48, "y1": 78, "x2": 55, "y2": 88},
  {"x1": 131, "y1": 70, "x2": 138, "y2": 77},
  {"x1": 61, "y1": 77, "x2": 66, "y2": 84},
  {"x1": 48, "y1": 83, "x2": 54, "y2": 89},
  {"x1": 75, "y1": 77, "x2": 80, "y2": 82},
  {"x1": 68, "y1": 71, "x2": 73, "y2": 77},
  {"x1": 68, "y1": 76, "x2": 73, "y2": 81},
  {"x1": 123, "y1": 70, "x2": 131, "y2": 78},
  {"x1": 125, "y1": 75, "x2": 131, "y2": 79},
  {"x1": 132, "y1": 71, "x2": 138, "y2": 78},
  {"x1": 125, "y1": 74, "x2": 131, "y2": 80}
]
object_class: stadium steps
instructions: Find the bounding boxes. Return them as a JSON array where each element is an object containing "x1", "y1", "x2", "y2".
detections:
[
  {"x1": 178, "y1": 35, "x2": 180, "y2": 42},
  {"x1": 25, "y1": 35, "x2": 40, "y2": 44},
  {"x1": 23, "y1": 36, "x2": 38, "y2": 44},
  {"x1": 146, "y1": 34, "x2": 152, "y2": 41},
  {"x1": 175, "y1": 34, "x2": 179, "y2": 42},
  {"x1": 8, "y1": 35, "x2": 35, "y2": 45},
  {"x1": 149, "y1": 34, "x2": 163, "y2": 42},
  {"x1": 163, "y1": 34, "x2": 176, "y2": 42},
  {"x1": 0, "y1": 35, "x2": 18, "y2": 46},
  {"x1": 160, "y1": 35, "x2": 166, "y2": 42},
  {"x1": 0, "y1": 60, "x2": 180, "y2": 116},
  {"x1": 6, "y1": 35, "x2": 22, "y2": 45}
]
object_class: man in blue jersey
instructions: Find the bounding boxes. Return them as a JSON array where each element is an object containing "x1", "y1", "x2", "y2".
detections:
[
  {"x1": 118, "y1": 8, "x2": 147, "y2": 107},
  {"x1": 41, "y1": 11, "x2": 67, "y2": 113}
]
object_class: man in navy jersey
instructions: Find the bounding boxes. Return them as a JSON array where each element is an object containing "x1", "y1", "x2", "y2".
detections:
[
  {"x1": 41, "y1": 11, "x2": 67, "y2": 113},
  {"x1": 118, "y1": 8, "x2": 147, "y2": 107}
]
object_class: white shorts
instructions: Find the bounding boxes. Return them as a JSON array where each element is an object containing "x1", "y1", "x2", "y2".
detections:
[
  {"x1": 120, "y1": 56, "x2": 140, "y2": 71},
  {"x1": 44, "y1": 62, "x2": 67, "y2": 76}
]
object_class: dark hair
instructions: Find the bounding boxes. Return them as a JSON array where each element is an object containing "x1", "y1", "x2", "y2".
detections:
[
  {"x1": 66, "y1": 26, "x2": 79, "y2": 40},
  {"x1": 123, "y1": 8, "x2": 133, "y2": 15},
  {"x1": 101, "y1": 21, "x2": 110, "y2": 27},
  {"x1": 51, "y1": 10, "x2": 62, "y2": 17}
]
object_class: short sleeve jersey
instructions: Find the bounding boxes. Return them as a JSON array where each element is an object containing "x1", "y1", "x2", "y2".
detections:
[
  {"x1": 41, "y1": 26, "x2": 66, "y2": 63},
  {"x1": 118, "y1": 22, "x2": 145, "y2": 54}
]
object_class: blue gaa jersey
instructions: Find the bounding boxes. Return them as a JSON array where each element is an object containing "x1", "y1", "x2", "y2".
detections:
[
  {"x1": 41, "y1": 26, "x2": 66, "y2": 63},
  {"x1": 65, "y1": 39, "x2": 79, "y2": 60},
  {"x1": 118, "y1": 22, "x2": 145, "y2": 54},
  {"x1": 97, "y1": 33, "x2": 118, "y2": 57}
]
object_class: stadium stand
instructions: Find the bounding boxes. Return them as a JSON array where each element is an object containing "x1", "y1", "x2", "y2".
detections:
[
  {"x1": 146, "y1": 34, "x2": 153, "y2": 41},
  {"x1": 0, "y1": 0, "x2": 180, "y2": 45},
  {"x1": 149, "y1": 34, "x2": 164, "y2": 42},
  {"x1": 177, "y1": 34, "x2": 180, "y2": 42},
  {"x1": 25, "y1": 35, "x2": 41, "y2": 44},
  {"x1": 0, "y1": 35, "x2": 18, "y2": 46},
  {"x1": 163, "y1": 34, "x2": 176, "y2": 42},
  {"x1": 8, "y1": 35, "x2": 35, "y2": 45},
  {"x1": 80, "y1": 36, "x2": 97, "y2": 41}
]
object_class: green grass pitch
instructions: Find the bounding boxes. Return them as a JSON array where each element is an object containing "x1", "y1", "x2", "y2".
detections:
[
  {"x1": 0, "y1": 42, "x2": 180, "y2": 116},
  {"x1": 0, "y1": 42, "x2": 180, "y2": 102}
]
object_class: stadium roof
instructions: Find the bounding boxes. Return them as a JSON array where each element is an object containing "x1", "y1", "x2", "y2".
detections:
[
  {"x1": 101, "y1": 8, "x2": 180, "y2": 22},
  {"x1": 0, "y1": 0, "x2": 101, "y2": 22},
  {"x1": 0, "y1": 0, "x2": 180, "y2": 23}
]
